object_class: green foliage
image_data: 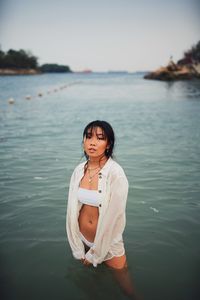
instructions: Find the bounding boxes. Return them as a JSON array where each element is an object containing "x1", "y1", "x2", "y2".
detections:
[
  {"x1": 0, "y1": 48, "x2": 72, "y2": 72},
  {"x1": 39, "y1": 64, "x2": 72, "y2": 73},
  {"x1": 0, "y1": 49, "x2": 38, "y2": 69},
  {"x1": 184, "y1": 40, "x2": 200, "y2": 62}
]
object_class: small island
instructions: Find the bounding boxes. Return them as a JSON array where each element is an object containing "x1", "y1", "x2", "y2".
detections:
[
  {"x1": 0, "y1": 48, "x2": 72, "y2": 75},
  {"x1": 144, "y1": 40, "x2": 200, "y2": 81}
]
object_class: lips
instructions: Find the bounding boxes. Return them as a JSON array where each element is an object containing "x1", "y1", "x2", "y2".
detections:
[{"x1": 88, "y1": 148, "x2": 96, "y2": 151}]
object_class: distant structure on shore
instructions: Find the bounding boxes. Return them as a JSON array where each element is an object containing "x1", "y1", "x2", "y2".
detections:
[
  {"x1": 0, "y1": 48, "x2": 72, "y2": 75},
  {"x1": 75, "y1": 69, "x2": 92, "y2": 74},
  {"x1": 107, "y1": 70, "x2": 128, "y2": 74},
  {"x1": 144, "y1": 40, "x2": 200, "y2": 81}
]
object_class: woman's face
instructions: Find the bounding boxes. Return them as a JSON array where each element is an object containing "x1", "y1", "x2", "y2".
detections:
[{"x1": 83, "y1": 126, "x2": 108, "y2": 159}]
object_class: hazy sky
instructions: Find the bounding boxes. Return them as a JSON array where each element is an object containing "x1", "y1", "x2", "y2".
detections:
[{"x1": 0, "y1": 0, "x2": 199, "y2": 72}]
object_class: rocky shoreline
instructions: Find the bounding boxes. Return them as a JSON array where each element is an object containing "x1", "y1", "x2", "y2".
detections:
[
  {"x1": 0, "y1": 68, "x2": 41, "y2": 75},
  {"x1": 144, "y1": 61, "x2": 200, "y2": 81}
]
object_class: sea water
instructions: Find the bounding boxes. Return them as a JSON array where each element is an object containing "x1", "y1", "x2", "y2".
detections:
[{"x1": 0, "y1": 73, "x2": 200, "y2": 300}]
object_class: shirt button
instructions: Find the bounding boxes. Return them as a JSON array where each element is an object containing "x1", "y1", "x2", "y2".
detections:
[
  {"x1": 98, "y1": 190, "x2": 102, "y2": 193},
  {"x1": 99, "y1": 204, "x2": 102, "y2": 207},
  {"x1": 99, "y1": 175, "x2": 102, "y2": 179},
  {"x1": 99, "y1": 172, "x2": 102, "y2": 175}
]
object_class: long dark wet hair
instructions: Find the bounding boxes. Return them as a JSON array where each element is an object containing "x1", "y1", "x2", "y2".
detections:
[{"x1": 82, "y1": 120, "x2": 115, "y2": 161}]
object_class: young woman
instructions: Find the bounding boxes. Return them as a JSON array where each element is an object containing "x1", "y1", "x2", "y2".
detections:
[{"x1": 66, "y1": 120, "x2": 129, "y2": 269}]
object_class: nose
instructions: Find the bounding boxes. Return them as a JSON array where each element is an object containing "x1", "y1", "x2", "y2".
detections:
[{"x1": 90, "y1": 137, "x2": 96, "y2": 146}]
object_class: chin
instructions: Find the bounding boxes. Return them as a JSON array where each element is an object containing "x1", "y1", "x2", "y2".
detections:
[{"x1": 88, "y1": 153, "x2": 105, "y2": 159}]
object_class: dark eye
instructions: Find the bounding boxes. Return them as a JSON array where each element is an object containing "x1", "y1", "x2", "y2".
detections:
[{"x1": 85, "y1": 132, "x2": 92, "y2": 139}]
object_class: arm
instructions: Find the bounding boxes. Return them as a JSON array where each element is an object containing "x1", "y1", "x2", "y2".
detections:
[
  {"x1": 66, "y1": 168, "x2": 85, "y2": 259},
  {"x1": 66, "y1": 169, "x2": 76, "y2": 248}
]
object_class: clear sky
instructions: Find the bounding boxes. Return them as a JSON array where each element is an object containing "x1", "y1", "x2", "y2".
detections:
[{"x1": 0, "y1": 0, "x2": 199, "y2": 72}]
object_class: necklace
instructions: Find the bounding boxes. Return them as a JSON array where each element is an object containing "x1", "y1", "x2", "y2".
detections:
[
  {"x1": 88, "y1": 167, "x2": 100, "y2": 183},
  {"x1": 87, "y1": 166, "x2": 99, "y2": 171}
]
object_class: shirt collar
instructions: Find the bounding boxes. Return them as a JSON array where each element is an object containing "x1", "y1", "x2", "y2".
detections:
[
  {"x1": 78, "y1": 157, "x2": 114, "y2": 177},
  {"x1": 99, "y1": 157, "x2": 114, "y2": 176}
]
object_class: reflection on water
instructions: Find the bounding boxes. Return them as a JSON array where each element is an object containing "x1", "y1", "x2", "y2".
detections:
[
  {"x1": 65, "y1": 261, "x2": 122, "y2": 300},
  {"x1": 164, "y1": 79, "x2": 200, "y2": 99},
  {"x1": 65, "y1": 260, "x2": 141, "y2": 300}
]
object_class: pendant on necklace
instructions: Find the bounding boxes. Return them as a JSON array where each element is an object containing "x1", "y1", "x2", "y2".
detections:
[{"x1": 89, "y1": 178, "x2": 92, "y2": 183}]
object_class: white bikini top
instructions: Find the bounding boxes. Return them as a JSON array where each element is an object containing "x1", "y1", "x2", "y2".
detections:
[{"x1": 78, "y1": 187, "x2": 99, "y2": 207}]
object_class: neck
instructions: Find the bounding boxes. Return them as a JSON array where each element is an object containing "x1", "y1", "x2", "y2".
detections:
[{"x1": 88, "y1": 155, "x2": 108, "y2": 167}]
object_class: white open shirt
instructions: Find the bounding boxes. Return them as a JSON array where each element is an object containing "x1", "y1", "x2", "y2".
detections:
[{"x1": 66, "y1": 157, "x2": 129, "y2": 267}]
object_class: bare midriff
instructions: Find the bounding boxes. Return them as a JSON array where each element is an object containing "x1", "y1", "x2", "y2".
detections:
[{"x1": 78, "y1": 205, "x2": 99, "y2": 242}]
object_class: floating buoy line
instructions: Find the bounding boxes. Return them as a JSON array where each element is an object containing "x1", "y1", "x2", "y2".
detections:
[
  {"x1": 7, "y1": 81, "x2": 82, "y2": 104},
  {"x1": 8, "y1": 97, "x2": 15, "y2": 104}
]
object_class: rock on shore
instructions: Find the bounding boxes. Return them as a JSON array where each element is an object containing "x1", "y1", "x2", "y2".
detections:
[
  {"x1": 0, "y1": 68, "x2": 41, "y2": 75},
  {"x1": 144, "y1": 61, "x2": 200, "y2": 81}
]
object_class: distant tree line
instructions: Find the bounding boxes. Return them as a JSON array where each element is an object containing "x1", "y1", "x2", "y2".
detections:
[
  {"x1": 178, "y1": 40, "x2": 200, "y2": 65},
  {"x1": 0, "y1": 48, "x2": 72, "y2": 72},
  {"x1": 40, "y1": 64, "x2": 72, "y2": 73},
  {"x1": 0, "y1": 49, "x2": 38, "y2": 69}
]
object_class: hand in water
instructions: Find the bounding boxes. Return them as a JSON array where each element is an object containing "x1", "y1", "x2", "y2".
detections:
[{"x1": 81, "y1": 258, "x2": 92, "y2": 266}]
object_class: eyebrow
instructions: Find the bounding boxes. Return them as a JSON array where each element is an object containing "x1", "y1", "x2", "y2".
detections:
[{"x1": 86, "y1": 131, "x2": 105, "y2": 137}]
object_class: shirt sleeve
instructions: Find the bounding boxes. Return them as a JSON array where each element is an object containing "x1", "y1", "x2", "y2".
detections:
[
  {"x1": 66, "y1": 170, "x2": 76, "y2": 247},
  {"x1": 66, "y1": 168, "x2": 85, "y2": 260},
  {"x1": 85, "y1": 175, "x2": 129, "y2": 266}
]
